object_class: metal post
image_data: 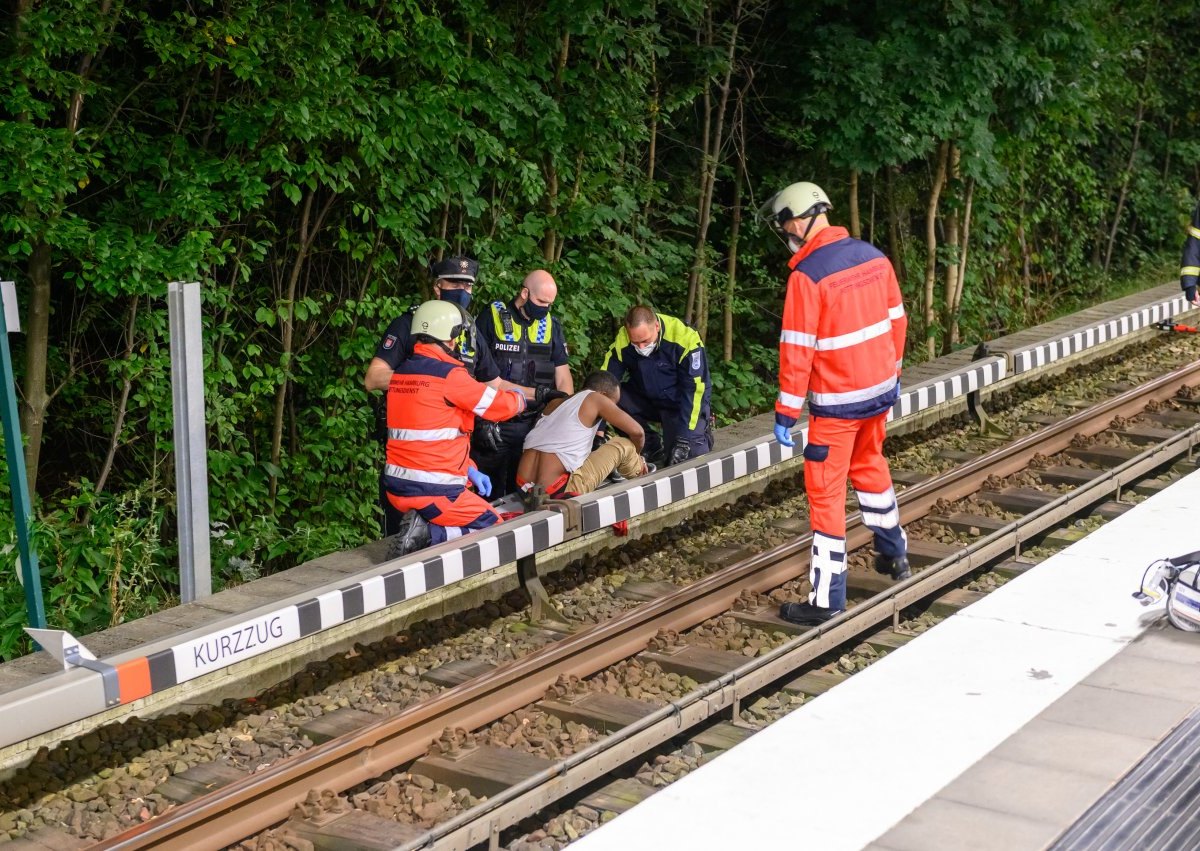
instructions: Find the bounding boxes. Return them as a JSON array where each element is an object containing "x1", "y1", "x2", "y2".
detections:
[
  {"x1": 0, "y1": 281, "x2": 46, "y2": 629},
  {"x1": 168, "y1": 281, "x2": 211, "y2": 601}
]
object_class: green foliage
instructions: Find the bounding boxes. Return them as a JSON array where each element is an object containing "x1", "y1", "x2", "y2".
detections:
[{"x1": 0, "y1": 0, "x2": 1197, "y2": 657}]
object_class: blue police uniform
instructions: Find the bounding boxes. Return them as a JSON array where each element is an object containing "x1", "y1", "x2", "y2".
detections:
[
  {"x1": 472, "y1": 300, "x2": 570, "y2": 495},
  {"x1": 601, "y1": 312, "x2": 714, "y2": 464}
]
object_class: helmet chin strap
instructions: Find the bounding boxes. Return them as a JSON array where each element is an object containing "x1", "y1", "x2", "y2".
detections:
[{"x1": 775, "y1": 214, "x2": 820, "y2": 254}]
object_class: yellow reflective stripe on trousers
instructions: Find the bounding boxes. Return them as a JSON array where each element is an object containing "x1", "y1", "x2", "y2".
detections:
[{"x1": 1183, "y1": 266, "x2": 1200, "y2": 277}]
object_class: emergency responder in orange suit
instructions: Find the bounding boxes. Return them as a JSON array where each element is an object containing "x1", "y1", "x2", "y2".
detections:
[
  {"x1": 383, "y1": 300, "x2": 527, "y2": 552},
  {"x1": 762, "y1": 182, "x2": 911, "y2": 626}
]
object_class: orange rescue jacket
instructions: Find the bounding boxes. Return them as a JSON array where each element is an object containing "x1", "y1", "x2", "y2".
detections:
[
  {"x1": 386, "y1": 342, "x2": 525, "y2": 488},
  {"x1": 775, "y1": 226, "x2": 907, "y2": 426}
]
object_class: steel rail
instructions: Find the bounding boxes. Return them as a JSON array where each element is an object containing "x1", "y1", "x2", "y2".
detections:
[
  {"x1": 411, "y1": 397, "x2": 1200, "y2": 851},
  {"x1": 94, "y1": 360, "x2": 1200, "y2": 851}
]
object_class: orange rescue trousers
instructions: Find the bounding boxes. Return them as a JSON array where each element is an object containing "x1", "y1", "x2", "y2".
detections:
[
  {"x1": 385, "y1": 488, "x2": 500, "y2": 544},
  {"x1": 803, "y1": 411, "x2": 906, "y2": 609}
]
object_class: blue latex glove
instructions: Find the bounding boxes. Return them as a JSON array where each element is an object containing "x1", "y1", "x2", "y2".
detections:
[
  {"x1": 507, "y1": 389, "x2": 528, "y2": 410},
  {"x1": 467, "y1": 466, "x2": 492, "y2": 497},
  {"x1": 1187, "y1": 285, "x2": 1198, "y2": 306},
  {"x1": 774, "y1": 424, "x2": 795, "y2": 448}
]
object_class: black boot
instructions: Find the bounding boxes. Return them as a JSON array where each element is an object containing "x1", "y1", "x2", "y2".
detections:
[
  {"x1": 874, "y1": 553, "x2": 912, "y2": 581},
  {"x1": 779, "y1": 601, "x2": 843, "y2": 626},
  {"x1": 386, "y1": 511, "x2": 431, "y2": 560}
]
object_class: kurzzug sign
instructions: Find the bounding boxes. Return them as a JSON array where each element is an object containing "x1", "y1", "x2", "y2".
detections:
[{"x1": 171, "y1": 611, "x2": 300, "y2": 681}]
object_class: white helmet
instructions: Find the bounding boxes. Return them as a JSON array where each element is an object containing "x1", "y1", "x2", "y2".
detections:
[
  {"x1": 412, "y1": 300, "x2": 468, "y2": 342},
  {"x1": 762, "y1": 182, "x2": 832, "y2": 229}
]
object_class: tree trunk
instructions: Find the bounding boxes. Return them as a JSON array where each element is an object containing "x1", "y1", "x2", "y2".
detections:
[
  {"x1": 270, "y1": 191, "x2": 318, "y2": 502},
  {"x1": 886, "y1": 165, "x2": 906, "y2": 285},
  {"x1": 1104, "y1": 97, "x2": 1146, "y2": 273},
  {"x1": 724, "y1": 152, "x2": 744, "y2": 362},
  {"x1": 93, "y1": 297, "x2": 140, "y2": 499},
  {"x1": 923, "y1": 141, "x2": 949, "y2": 358},
  {"x1": 642, "y1": 43, "x2": 659, "y2": 224},
  {"x1": 849, "y1": 169, "x2": 861, "y2": 239},
  {"x1": 542, "y1": 31, "x2": 571, "y2": 263},
  {"x1": 868, "y1": 175, "x2": 876, "y2": 245},
  {"x1": 951, "y1": 176, "x2": 975, "y2": 347},
  {"x1": 941, "y1": 145, "x2": 963, "y2": 354},
  {"x1": 20, "y1": 242, "x2": 52, "y2": 497},
  {"x1": 15, "y1": 0, "x2": 115, "y2": 496},
  {"x1": 685, "y1": 0, "x2": 743, "y2": 325}
]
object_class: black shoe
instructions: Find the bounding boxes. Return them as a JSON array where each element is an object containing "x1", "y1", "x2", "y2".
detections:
[
  {"x1": 875, "y1": 554, "x2": 912, "y2": 581},
  {"x1": 386, "y1": 511, "x2": 431, "y2": 559},
  {"x1": 779, "y1": 602, "x2": 843, "y2": 626}
]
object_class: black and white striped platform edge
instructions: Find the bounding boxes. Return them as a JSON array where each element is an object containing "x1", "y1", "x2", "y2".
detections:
[
  {"x1": 1011, "y1": 294, "x2": 1189, "y2": 374},
  {"x1": 0, "y1": 512, "x2": 564, "y2": 750},
  {"x1": 575, "y1": 357, "x2": 1008, "y2": 533},
  {"x1": 888, "y1": 356, "x2": 1007, "y2": 420}
]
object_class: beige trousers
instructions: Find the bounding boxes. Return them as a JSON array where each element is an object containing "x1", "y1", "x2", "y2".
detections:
[{"x1": 565, "y1": 437, "x2": 644, "y2": 495}]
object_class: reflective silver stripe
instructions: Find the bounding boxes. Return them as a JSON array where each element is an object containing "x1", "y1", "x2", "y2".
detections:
[
  {"x1": 473, "y1": 386, "x2": 498, "y2": 416},
  {"x1": 856, "y1": 487, "x2": 897, "y2": 510},
  {"x1": 888, "y1": 304, "x2": 906, "y2": 320},
  {"x1": 810, "y1": 375, "x2": 897, "y2": 406},
  {"x1": 387, "y1": 428, "x2": 462, "y2": 441},
  {"x1": 1189, "y1": 226, "x2": 1200, "y2": 240},
  {"x1": 778, "y1": 390, "x2": 805, "y2": 409},
  {"x1": 856, "y1": 489, "x2": 900, "y2": 527},
  {"x1": 780, "y1": 329, "x2": 817, "y2": 348},
  {"x1": 861, "y1": 506, "x2": 901, "y2": 528},
  {"x1": 383, "y1": 465, "x2": 467, "y2": 486},
  {"x1": 895, "y1": 359, "x2": 904, "y2": 371},
  {"x1": 816, "y1": 318, "x2": 891, "y2": 351}
]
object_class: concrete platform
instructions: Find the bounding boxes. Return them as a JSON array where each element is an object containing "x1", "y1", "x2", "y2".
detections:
[{"x1": 571, "y1": 465, "x2": 1200, "y2": 851}]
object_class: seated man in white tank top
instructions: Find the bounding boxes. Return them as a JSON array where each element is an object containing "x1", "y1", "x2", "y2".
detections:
[{"x1": 517, "y1": 371, "x2": 650, "y2": 501}]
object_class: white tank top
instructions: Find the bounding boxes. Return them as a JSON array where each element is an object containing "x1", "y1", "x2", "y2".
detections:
[{"x1": 522, "y1": 391, "x2": 601, "y2": 472}]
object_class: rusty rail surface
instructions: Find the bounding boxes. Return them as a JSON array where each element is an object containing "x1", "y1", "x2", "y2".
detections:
[{"x1": 94, "y1": 361, "x2": 1200, "y2": 850}]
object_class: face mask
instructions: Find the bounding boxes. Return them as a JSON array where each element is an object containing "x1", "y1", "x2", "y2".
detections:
[
  {"x1": 523, "y1": 301, "x2": 550, "y2": 321},
  {"x1": 787, "y1": 235, "x2": 805, "y2": 254},
  {"x1": 439, "y1": 288, "x2": 472, "y2": 310},
  {"x1": 634, "y1": 342, "x2": 657, "y2": 358}
]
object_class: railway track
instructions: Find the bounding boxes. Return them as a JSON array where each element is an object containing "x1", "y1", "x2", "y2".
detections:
[{"x1": 65, "y1": 358, "x2": 1200, "y2": 851}]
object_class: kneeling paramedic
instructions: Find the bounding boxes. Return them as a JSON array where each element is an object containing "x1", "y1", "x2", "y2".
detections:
[
  {"x1": 383, "y1": 300, "x2": 527, "y2": 550},
  {"x1": 762, "y1": 181, "x2": 910, "y2": 626},
  {"x1": 601, "y1": 305, "x2": 714, "y2": 467},
  {"x1": 365, "y1": 256, "x2": 505, "y2": 538}
]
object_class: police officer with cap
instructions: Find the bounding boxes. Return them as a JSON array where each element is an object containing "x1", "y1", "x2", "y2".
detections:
[
  {"x1": 365, "y1": 256, "x2": 496, "y2": 393},
  {"x1": 365, "y1": 256, "x2": 511, "y2": 537},
  {"x1": 473, "y1": 269, "x2": 573, "y2": 496}
]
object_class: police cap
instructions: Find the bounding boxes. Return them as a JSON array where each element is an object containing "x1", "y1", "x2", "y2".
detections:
[{"x1": 430, "y1": 256, "x2": 479, "y2": 284}]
